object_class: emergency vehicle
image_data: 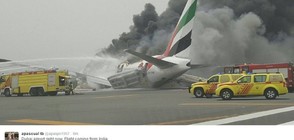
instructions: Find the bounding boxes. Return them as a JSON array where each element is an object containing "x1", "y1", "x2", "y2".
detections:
[
  {"x1": 215, "y1": 73, "x2": 288, "y2": 100},
  {"x1": 224, "y1": 63, "x2": 294, "y2": 92},
  {"x1": 0, "y1": 70, "x2": 71, "y2": 96},
  {"x1": 189, "y1": 74, "x2": 243, "y2": 98}
]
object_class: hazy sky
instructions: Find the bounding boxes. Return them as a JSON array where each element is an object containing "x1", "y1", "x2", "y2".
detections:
[{"x1": 0, "y1": 0, "x2": 169, "y2": 61}]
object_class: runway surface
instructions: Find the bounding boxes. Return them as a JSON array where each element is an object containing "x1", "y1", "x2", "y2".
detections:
[{"x1": 1, "y1": 89, "x2": 294, "y2": 125}]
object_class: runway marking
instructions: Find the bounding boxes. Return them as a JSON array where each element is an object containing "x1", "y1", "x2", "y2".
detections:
[
  {"x1": 7, "y1": 119, "x2": 97, "y2": 125},
  {"x1": 180, "y1": 102, "x2": 294, "y2": 106},
  {"x1": 280, "y1": 120, "x2": 294, "y2": 125},
  {"x1": 150, "y1": 116, "x2": 229, "y2": 125},
  {"x1": 94, "y1": 94, "x2": 138, "y2": 99},
  {"x1": 193, "y1": 106, "x2": 294, "y2": 125}
]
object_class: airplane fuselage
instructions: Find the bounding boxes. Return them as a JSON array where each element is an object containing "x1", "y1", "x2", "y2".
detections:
[
  {"x1": 110, "y1": 55, "x2": 191, "y2": 88},
  {"x1": 145, "y1": 56, "x2": 191, "y2": 87}
]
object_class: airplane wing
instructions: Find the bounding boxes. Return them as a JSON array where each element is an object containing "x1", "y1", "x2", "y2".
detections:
[
  {"x1": 0, "y1": 61, "x2": 46, "y2": 74},
  {"x1": 124, "y1": 49, "x2": 176, "y2": 69},
  {"x1": 0, "y1": 60, "x2": 112, "y2": 88},
  {"x1": 74, "y1": 71, "x2": 111, "y2": 87}
]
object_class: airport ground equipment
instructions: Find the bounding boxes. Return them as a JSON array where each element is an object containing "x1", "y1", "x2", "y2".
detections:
[
  {"x1": 223, "y1": 62, "x2": 294, "y2": 92},
  {"x1": 189, "y1": 74, "x2": 243, "y2": 98},
  {"x1": 215, "y1": 73, "x2": 288, "y2": 100},
  {"x1": 0, "y1": 69, "x2": 71, "y2": 96}
]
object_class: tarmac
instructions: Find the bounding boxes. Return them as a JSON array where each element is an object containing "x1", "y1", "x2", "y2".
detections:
[{"x1": 0, "y1": 89, "x2": 294, "y2": 125}]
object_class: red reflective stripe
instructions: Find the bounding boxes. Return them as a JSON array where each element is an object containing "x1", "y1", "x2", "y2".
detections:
[
  {"x1": 241, "y1": 85, "x2": 247, "y2": 94},
  {"x1": 240, "y1": 85, "x2": 249, "y2": 95},
  {"x1": 244, "y1": 84, "x2": 253, "y2": 94},
  {"x1": 240, "y1": 84, "x2": 253, "y2": 95},
  {"x1": 207, "y1": 84, "x2": 217, "y2": 93}
]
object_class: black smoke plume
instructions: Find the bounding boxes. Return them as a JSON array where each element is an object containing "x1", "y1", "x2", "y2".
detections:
[
  {"x1": 96, "y1": 0, "x2": 188, "y2": 58},
  {"x1": 95, "y1": 0, "x2": 293, "y2": 75},
  {"x1": 200, "y1": 0, "x2": 294, "y2": 39}
]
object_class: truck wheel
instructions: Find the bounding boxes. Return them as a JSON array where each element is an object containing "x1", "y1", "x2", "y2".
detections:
[
  {"x1": 4, "y1": 89, "x2": 11, "y2": 97},
  {"x1": 29, "y1": 88, "x2": 38, "y2": 96},
  {"x1": 37, "y1": 88, "x2": 45, "y2": 96},
  {"x1": 220, "y1": 89, "x2": 233, "y2": 100},
  {"x1": 264, "y1": 88, "x2": 277, "y2": 99},
  {"x1": 194, "y1": 88, "x2": 204, "y2": 98}
]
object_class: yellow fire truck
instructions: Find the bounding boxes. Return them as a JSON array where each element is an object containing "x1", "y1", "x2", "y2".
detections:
[{"x1": 0, "y1": 70, "x2": 71, "y2": 96}]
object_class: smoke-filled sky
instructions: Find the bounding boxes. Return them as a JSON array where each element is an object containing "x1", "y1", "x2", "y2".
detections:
[
  {"x1": 0, "y1": 0, "x2": 169, "y2": 61},
  {"x1": 193, "y1": 0, "x2": 294, "y2": 65},
  {"x1": 1, "y1": 0, "x2": 293, "y2": 74},
  {"x1": 99, "y1": 0, "x2": 293, "y2": 65}
]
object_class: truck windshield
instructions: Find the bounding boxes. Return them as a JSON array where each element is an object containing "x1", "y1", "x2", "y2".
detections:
[
  {"x1": 208, "y1": 76, "x2": 219, "y2": 83},
  {"x1": 59, "y1": 76, "x2": 66, "y2": 86},
  {"x1": 0, "y1": 76, "x2": 5, "y2": 83},
  {"x1": 238, "y1": 76, "x2": 251, "y2": 83}
]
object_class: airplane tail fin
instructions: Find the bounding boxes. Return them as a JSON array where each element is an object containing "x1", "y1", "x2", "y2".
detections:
[{"x1": 163, "y1": 0, "x2": 198, "y2": 57}]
